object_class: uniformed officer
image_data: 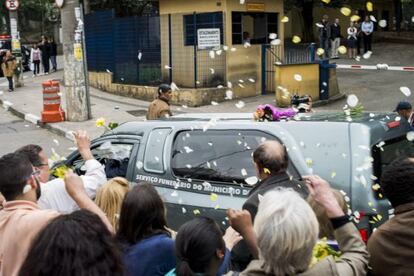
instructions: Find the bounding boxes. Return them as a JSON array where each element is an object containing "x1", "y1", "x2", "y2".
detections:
[{"x1": 146, "y1": 84, "x2": 173, "y2": 120}]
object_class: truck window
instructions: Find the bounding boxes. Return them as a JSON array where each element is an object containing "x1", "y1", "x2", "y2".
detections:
[
  {"x1": 143, "y1": 128, "x2": 171, "y2": 174},
  {"x1": 171, "y1": 130, "x2": 300, "y2": 184},
  {"x1": 373, "y1": 137, "x2": 414, "y2": 196}
]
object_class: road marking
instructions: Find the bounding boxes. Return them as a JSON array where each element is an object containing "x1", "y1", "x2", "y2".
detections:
[{"x1": 24, "y1": 113, "x2": 40, "y2": 124}]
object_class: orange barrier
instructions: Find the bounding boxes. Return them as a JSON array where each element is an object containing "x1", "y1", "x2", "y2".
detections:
[{"x1": 41, "y1": 81, "x2": 65, "y2": 123}]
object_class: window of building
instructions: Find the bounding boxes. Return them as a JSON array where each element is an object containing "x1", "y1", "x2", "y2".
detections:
[
  {"x1": 232, "y1": 12, "x2": 278, "y2": 45},
  {"x1": 171, "y1": 130, "x2": 300, "y2": 184},
  {"x1": 184, "y1": 12, "x2": 224, "y2": 46},
  {"x1": 144, "y1": 128, "x2": 171, "y2": 173}
]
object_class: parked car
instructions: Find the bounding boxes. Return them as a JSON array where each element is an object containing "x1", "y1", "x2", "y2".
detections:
[{"x1": 53, "y1": 111, "x2": 414, "y2": 235}]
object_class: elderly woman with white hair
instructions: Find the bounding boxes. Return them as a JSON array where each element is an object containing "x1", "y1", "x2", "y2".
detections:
[{"x1": 227, "y1": 175, "x2": 369, "y2": 276}]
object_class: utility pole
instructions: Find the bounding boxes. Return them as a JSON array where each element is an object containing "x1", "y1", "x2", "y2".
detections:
[
  {"x1": 60, "y1": 0, "x2": 91, "y2": 121},
  {"x1": 6, "y1": 0, "x2": 23, "y2": 87}
]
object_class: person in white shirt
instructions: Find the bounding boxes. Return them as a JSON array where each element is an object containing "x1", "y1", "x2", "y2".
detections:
[
  {"x1": 347, "y1": 21, "x2": 358, "y2": 59},
  {"x1": 15, "y1": 130, "x2": 107, "y2": 213},
  {"x1": 30, "y1": 44, "x2": 41, "y2": 77},
  {"x1": 361, "y1": 16, "x2": 374, "y2": 53}
]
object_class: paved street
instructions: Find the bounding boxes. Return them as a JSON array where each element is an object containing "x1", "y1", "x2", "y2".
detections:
[{"x1": 0, "y1": 107, "x2": 73, "y2": 157}]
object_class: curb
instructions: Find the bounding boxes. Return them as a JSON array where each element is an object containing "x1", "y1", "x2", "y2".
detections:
[{"x1": 0, "y1": 97, "x2": 75, "y2": 142}]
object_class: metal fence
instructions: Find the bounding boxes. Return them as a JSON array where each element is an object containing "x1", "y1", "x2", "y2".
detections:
[{"x1": 85, "y1": 10, "x2": 161, "y2": 86}]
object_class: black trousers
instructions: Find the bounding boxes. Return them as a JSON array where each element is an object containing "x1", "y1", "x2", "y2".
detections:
[
  {"x1": 33, "y1": 60, "x2": 40, "y2": 75},
  {"x1": 7, "y1": 77, "x2": 13, "y2": 91},
  {"x1": 42, "y1": 56, "x2": 50, "y2": 73},
  {"x1": 363, "y1": 34, "x2": 372, "y2": 53}
]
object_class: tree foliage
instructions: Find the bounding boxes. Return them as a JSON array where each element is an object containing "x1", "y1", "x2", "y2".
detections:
[{"x1": 89, "y1": 0, "x2": 159, "y2": 17}]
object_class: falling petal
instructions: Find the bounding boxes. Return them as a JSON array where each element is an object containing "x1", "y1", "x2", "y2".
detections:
[
  {"x1": 209, "y1": 50, "x2": 215, "y2": 59},
  {"x1": 294, "y1": 74, "x2": 302, "y2": 82},
  {"x1": 227, "y1": 81, "x2": 233, "y2": 88},
  {"x1": 372, "y1": 184, "x2": 381, "y2": 191},
  {"x1": 53, "y1": 139, "x2": 59, "y2": 146},
  {"x1": 281, "y1": 16, "x2": 289, "y2": 23},
  {"x1": 182, "y1": 105, "x2": 188, "y2": 109},
  {"x1": 241, "y1": 168, "x2": 247, "y2": 176},
  {"x1": 171, "y1": 82, "x2": 179, "y2": 91},
  {"x1": 164, "y1": 65, "x2": 172, "y2": 70},
  {"x1": 231, "y1": 47, "x2": 237, "y2": 52},
  {"x1": 106, "y1": 69, "x2": 111, "y2": 73},
  {"x1": 184, "y1": 146, "x2": 193, "y2": 153},
  {"x1": 210, "y1": 193, "x2": 218, "y2": 201},
  {"x1": 223, "y1": 45, "x2": 229, "y2": 51},
  {"x1": 316, "y1": 48, "x2": 325, "y2": 56},
  {"x1": 264, "y1": 168, "x2": 271, "y2": 174},
  {"x1": 138, "y1": 52, "x2": 142, "y2": 60},
  {"x1": 306, "y1": 158, "x2": 313, "y2": 166},
  {"x1": 347, "y1": 94, "x2": 359, "y2": 107},
  {"x1": 193, "y1": 209, "x2": 201, "y2": 215},
  {"x1": 400, "y1": 86, "x2": 411, "y2": 97},
  {"x1": 248, "y1": 78, "x2": 255, "y2": 83},
  {"x1": 136, "y1": 161, "x2": 143, "y2": 169},
  {"x1": 235, "y1": 101, "x2": 245, "y2": 109},
  {"x1": 338, "y1": 46, "x2": 347, "y2": 54},
  {"x1": 378, "y1": 20, "x2": 387, "y2": 28},
  {"x1": 269, "y1": 33, "x2": 277, "y2": 40},
  {"x1": 182, "y1": 207, "x2": 187, "y2": 214},
  {"x1": 370, "y1": 15, "x2": 377, "y2": 22},
  {"x1": 292, "y1": 36, "x2": 301, "y2": 44},
  {"x1": 258, "y1": 194, "x2": 264, "y2": 202},
  {"x1": 244, "y1": 42, "x2": 251, "y2": 48},
  {"x1": 350, "y1": 15, "x2": 361, "y2": 22},
  {"x1": 331, "y1": 171, "x2": 337, "y2": 178},
  {"x1": 366, "y1": 1, "x2": 373, "y2": 11},
  {"x1": 210, "y1": 68, "x2": 215, "y2": 74},
  {"x1": 340, "y1": 7, "x2": 351, "y2": 16},
  {"x1": 211, "y1": 101, "x2": 219, "y2": 106},
  {"x1": 407, "y1": 131, "x2": 414, "y2": 141},
  {"x1": 216, "y1": 49, "x2": 222, "y2": 55},
  {"x1": 245, "y1": 176, "x2": 258, "y2": 185},
  {"x1": 171, "y1": 191, "x2": 178, "y2": 197}
]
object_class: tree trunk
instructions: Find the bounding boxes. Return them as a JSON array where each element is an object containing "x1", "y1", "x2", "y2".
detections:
[
  {"x1": 301, "y1": 1, "x2": 315, "y2": 42},
  {"x1": 61, "y1": 0, "x2": 90, "y2": 121}
]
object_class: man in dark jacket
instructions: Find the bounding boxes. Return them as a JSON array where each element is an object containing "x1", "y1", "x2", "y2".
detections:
[
  {"x1": 368, "y1": 157, "x2": 414, "y2": 276},
  {"x1": 231, "y1": 140, "x2": 308, "y2": 270},
  {"x1": 38, "y1": 36, "x2": 50, "y2": 74},
  {"x1": 330, "y1": 18, "x2": 341, "y2": 59}
]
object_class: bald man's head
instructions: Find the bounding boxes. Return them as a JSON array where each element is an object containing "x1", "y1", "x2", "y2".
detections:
[{"x1": 253, "y1": 141, "x2": 288, "y2": 176}]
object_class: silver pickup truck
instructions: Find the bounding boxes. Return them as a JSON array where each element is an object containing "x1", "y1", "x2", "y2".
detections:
[{"x1": 60, "y1": 111, "x2": 414, "y2": 235}]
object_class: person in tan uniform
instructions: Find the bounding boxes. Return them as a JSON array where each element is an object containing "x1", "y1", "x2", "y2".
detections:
[
  {"x1": 146, "y1": 84, "x2": 173, "y2": 120},
  {"x1": 1, "y1": 50, "x2": 17, "y2": 92}
]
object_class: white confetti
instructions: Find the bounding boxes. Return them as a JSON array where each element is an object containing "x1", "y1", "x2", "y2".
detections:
[
  {"x1": 225, "y1": 90, "x2": 233, "y2": 100},
  {"x1": 217, "y1": 85, "x2": 224, "y2": 89},
  {"x1": 186, "y1": 164, "x2": 192, "y2": 169},
  {"x1": 0, "y1": 90, "x2": 3, "y2": 95},
  {"x1": 164, "y1": 65, "x2": 172, "y2": 70},
  {"x1": 154, "y1": 156, "x2": 160, "y2": 162},
  {"x1": 248, "y1": 78, "x2": 255, "y2": 83},
  {"x1": 315, "y1": 23, "x2": 324, "y2": 28},
  {"x1": 223, "y1": 45, "x2": 229, "y2": 51},
  {"x1": 209, "y1": 50, "x2": 215, "y2": 59},
  {"x1": 400, "y1": 86, "x2": 411, "y2": 97},
  {"x1": 136, "y1": 161, "x2": 143, "y2": 169},
  {"x1": 245, "y1": 176, "x2": 258, "y2": 185},
  {"x1": 294, "y1": 74, "x2": 302, "y2": 82},
  {"x1": 211, "y1": 101, "x2": 219, "y2": 106},
  {"x1": 230, "y1": 47, "x2": 237, "y2": 52},
  {"x1": 363, "y1": 51, "x2": 372, "y2": 59},
  {"x1": 241, "y1": 168, "x2": 248, "y2": 176},
  {"x1": 106, "y1": 69, "x2": 111, "y2": 73},
  {"x1": 138, "y1": 52, "x2": 142, "y2": 60},
  {"x1": 235, "y1": 101, "x2": 245, "y2": 109},
  {"x1": 370, "y1": 15, "x2": 377, "y2": 22},
  {"x1": 412, "y1": 16, "x2": 414, "y2": 23},
  {"x1": 240, "y1": 0, "x2": 245, "y2": 4},
  {"x1": 244, "y1": 42, "x2": 251, "y2": 48},
  {"x1": 258, "y1": 194, "x2": 264, "y2": 202},
  {"x1": 216, "y1": 50, "x2": 222, "y2": 55},
  {"x1": 53, "y1": 139, "x2": 59, "y2": 146},
  {"x1": 210, "y1": 68, "x2": 215, "y2": 74},
  {"x1": 182, "y1": 207, "x2": 187, "y2": 214},
  {"x1": 170, "y1": 82, "x2": 179, "y2": 92},
  {"x1": 183, "y1": 146, "x2": 193, "y2": 153},
  {"x1": 182, "y1": 105, "x2": 188, "y2": 109},
  {"x1": 269, "y1": 33, "x2": 277, "y2": 40},
  {"x1": 378, "y1": 19, "x2": 387, "y2": 28},
  {"x1": 270, "y1": 39, "x2": 281, "y2": 46},
  {"x1": 171, "y1": 191, "x2": 178, "y2": 197},
  {"x1": 407, "y1": 131, "x2": 414, "y2": 141},
  {"x1": 227, "y1": 81, "x2": 233, "y2": 88},
  {"x1": 347, "y1": 94, "x2": 359, "y2": 108}
]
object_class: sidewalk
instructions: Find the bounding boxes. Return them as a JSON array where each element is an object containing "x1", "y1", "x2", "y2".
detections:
[{"x1": 0, "y1": 68, "x2": 274, "y2": 140}]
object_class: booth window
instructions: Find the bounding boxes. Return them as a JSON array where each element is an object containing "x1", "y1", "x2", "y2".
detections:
[
  {"x1": 184, "y1": 12, "x2": 224, "y2": 46},
  {"x1": 232, "y1": 12, "x2": 278, "y2": 45}
]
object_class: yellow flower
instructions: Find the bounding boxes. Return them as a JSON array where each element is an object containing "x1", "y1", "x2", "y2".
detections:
[
  {"x1": 51, "y1": 165, "x2": 70, "y2": 179},
  {"x1": 292, "y1": 36, "x2": 301, "y2": 44},
  {"x1": 95, "y1": 118, "x2": 106, "y2": 128},
  {"x1": 210, "y1": 193, "x2": 218, "y2": 202}
]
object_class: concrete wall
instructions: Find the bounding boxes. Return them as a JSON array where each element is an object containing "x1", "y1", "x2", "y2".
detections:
[
  {"x1": 89, "y1": 71, "x2": 228, "y2": 107},
  {"x1": 274, "y1": 63, "x2": 320, "y2": 107}
]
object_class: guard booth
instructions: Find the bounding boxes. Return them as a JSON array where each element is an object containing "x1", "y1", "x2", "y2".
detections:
[{"x1": 159, "y1": 0, "x2": 284, "y2": 105}]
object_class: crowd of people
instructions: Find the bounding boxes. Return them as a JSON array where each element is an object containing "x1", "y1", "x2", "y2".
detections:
[
  {"x1": 317, "y1": 15, "x2": 374, "y2": 59},
  {"x1": 0, "y1": 131, "x2": 413, "y2": 275},
  {"x1": 0, "y1": 35, "x2": 57, "y2": 92}
]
